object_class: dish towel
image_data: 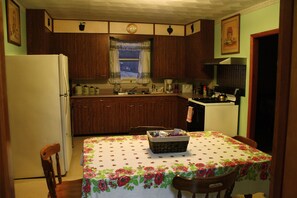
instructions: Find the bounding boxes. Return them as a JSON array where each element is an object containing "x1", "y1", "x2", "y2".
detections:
[{"x1": 186, "y1": 106, "x2": 194, "y2": 123}]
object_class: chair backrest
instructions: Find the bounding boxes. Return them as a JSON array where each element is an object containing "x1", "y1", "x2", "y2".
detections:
[
  {"x1": 233, "y1": 135, "x2": 258, "y2": 148},
  {"x1": 40, "y1": 143, "x2": 62, "y2": 198},
  {"x1": 172, "y1": 167, "x2": 239, "y2": 198},
  {"x1": 129, "y1": 126, "x2": 169, "y2": 135}
]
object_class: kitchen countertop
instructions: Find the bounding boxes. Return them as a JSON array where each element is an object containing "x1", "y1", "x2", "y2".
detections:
[{"x1": 71, "y1": 93, "x2": 201, "y2": 100}]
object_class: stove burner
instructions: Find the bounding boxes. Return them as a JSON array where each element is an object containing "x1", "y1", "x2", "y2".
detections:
[{"x1": 192, "y1": 97, "x2": 231, "y2": 103}]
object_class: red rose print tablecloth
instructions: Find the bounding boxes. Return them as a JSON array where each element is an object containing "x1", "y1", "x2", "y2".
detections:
[{"x1": 82, "y1": 131, "x2": 271, "y2": 198}]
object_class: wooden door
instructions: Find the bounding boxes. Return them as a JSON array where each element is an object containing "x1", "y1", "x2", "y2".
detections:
[
  {"x1": 0, "y1": 1, "x2": 15, "y2": 196},
  {"x1": 270, "y1": 0, "x2": 297, "y2": 197}
]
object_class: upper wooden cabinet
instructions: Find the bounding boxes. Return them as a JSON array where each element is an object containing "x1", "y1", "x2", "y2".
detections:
[
  {"x1": 26, "y1": 10, "x2": 52, "y2": 54},
  {"x1": 52, "y1": 33, "x2": 109, "y2": 80},
  {"x1": 153, "y1": 36, "x2": 185, "y2": 79},
  {"x1": 185, "y1": 20, "x2": 214, "y2": 80}
]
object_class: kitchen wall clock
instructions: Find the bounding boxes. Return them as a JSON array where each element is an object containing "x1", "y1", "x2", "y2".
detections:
[{"x1": 126, "y1": 23, "x2": 137, "y2": 34}]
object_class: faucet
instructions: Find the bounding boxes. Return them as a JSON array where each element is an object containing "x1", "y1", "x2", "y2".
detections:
[{"x1": 128, "y1": 86, "x2": 138, "y2": 94}]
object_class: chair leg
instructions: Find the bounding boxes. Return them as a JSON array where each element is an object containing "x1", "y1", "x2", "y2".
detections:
[{"x1": 178, "y1": 190, "x2": 182, "y2": 198}]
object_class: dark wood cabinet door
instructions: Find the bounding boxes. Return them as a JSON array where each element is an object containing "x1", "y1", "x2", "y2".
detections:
[
  {"x1": 153, "y1": 36, "x2": 185, "y2": 79},
  {"x1": 71, "y1": 99, "x2": 91, "y2": 135},
  {"x1": 101, "y1": 98, "x2": 127, "y2": 133},
  {"x1": 91, "y1": 99, "x2": 105, "y2": 133},
  {"x1": 53, "y1": 33, "x2": 109, "y2": 80},
  {"x1": 146, "y1": 97, "x2": 177, "y2": 128},
  {"x1": 185, "y1": 20, "x2": 214, "y2": 80},
  {"x1": 26, "y1": 10, "x2": 52, "y2": 54}
]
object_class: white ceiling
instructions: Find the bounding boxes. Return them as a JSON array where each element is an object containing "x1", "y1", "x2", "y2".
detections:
[{"x1": 19, "y1": 0, "x2": 270, "y2": 24}]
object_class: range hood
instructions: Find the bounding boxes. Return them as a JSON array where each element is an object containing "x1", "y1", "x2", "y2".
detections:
[{"x1": 204, "y1": 57, "x2": 246, "y2": 65}]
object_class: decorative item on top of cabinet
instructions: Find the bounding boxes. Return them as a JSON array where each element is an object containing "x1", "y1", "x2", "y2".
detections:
[
  {"x1": 53, "y1": 20, "x2": 108, "y2": 33},
  {"x1": 155, "y1": 24, "x2": 184, "y2": 36},
  {"x1": 167, "y1": 25, "x2": 173, "y2": 35},
  {"x1": 79, "y1": 22, "x2": 85, "y2": 31},
  {"x1": 110, "y1": 22, "x2": 153, "y2": 35},
  {"x1": 126, "y1": 23, "x2": 138, "y2": 34},
  {"x1": 186, "y1": 20, "x2": 201, "y2": 36},
  {"x1": 44, "y1": 11, "x2": 52, "y2": 32}
]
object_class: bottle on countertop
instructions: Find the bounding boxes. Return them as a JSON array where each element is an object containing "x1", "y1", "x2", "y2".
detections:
[
  {"x1": 95, "y1": 87, "x2": 100, "y2": 95},
  {"x1": 203, "y1": 85, "x2": 207, "y2": 96}
]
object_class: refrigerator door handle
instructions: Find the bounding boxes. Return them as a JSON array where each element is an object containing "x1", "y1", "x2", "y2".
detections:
[{"x1": 60, "y1": 93, "x2": 68, "y2": 97}]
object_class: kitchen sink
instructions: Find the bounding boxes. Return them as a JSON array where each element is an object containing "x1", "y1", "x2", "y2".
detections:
[{"x1": 117, "y1": 91, "x2": 150, "y2": 95}]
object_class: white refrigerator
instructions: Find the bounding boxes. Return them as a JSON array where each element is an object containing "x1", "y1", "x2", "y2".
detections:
[{"x1": 5, "y1": 54, "x2": 72, "y2": 179}]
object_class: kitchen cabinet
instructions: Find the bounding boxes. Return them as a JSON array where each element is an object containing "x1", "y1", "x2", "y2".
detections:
[
  {"x1": 71, "y1": 99, "x2": 92, "y2": 135},
  {"x1": 177, "y1": 97, "x2": 188, "y2": 130},
  {"x1": 185, "y1": 20, "x2": 214, "y2": 80},
  {"x1": 153, "y1": 36, "x2": 185, "y2": 79},
  {"x1": 52, "y1": 33, "x2": 109, "y2": 80},
  {"x1": 26, "y1": 10, "x2": 52, "y2": 54},
  {"x1": 71, "y1": 96, "x2": 178, "y2": 135},
  {"x1": 72, "y1": 98, "x2": 121, "y2": 135}
]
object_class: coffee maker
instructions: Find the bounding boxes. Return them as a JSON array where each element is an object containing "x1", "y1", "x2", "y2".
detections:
[{"x1": 164, "y1": 79, "x2": 173, "y2": 93}]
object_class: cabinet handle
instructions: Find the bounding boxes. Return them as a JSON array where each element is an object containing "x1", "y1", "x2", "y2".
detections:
[{"x1": 129, "y1": 105, "x2": 134, "y2": 108}]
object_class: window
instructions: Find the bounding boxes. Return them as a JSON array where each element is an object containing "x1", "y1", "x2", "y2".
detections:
[
  {"x1": 109, "y1": 38, "x2": 151, "y2": 84},
  {"x1": 119, "y1": 50, "x2": 140, "y2": 78}
]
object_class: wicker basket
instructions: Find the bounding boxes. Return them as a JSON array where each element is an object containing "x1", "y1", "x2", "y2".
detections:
[{"x1": 147, "y1": 130, "x2": 190, "y2": 153}]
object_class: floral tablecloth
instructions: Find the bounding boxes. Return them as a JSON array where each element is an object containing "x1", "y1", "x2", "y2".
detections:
[{"x1": 82, "y1": 131, "x2": 271, "y2": 198}]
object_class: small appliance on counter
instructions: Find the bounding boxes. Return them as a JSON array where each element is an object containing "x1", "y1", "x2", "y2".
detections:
[
  {"x1": 181, "y1": 84, "x2": 193, "y2": 93},
  {"x1": 164, "y1": 79, "x2": 173, "y2": 93}
]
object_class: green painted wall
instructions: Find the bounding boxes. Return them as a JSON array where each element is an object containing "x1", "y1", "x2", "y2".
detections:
[
  {"x1": 2, "y1": 0, "x2": 27, "y2": 55},
  {"x1": 214, "y1": 2, "x2": 280, "y2": 136}
]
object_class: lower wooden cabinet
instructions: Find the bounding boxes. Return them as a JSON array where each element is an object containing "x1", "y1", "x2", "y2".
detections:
[{"x1": 71, "y1": 96, "x2": 179, "y2": 135}]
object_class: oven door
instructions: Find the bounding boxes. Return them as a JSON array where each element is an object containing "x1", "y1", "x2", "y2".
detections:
[{"x1": 187, "y1": 101, "x2": 205, "y2": 132}]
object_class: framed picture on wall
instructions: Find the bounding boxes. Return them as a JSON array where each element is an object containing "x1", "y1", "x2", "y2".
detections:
[
  {"x1": 6, "y1": 0, "x2": 21, "y2": 46},
  {"x1": 221, "y1": 14, "x2": 240, "y2": 54}
]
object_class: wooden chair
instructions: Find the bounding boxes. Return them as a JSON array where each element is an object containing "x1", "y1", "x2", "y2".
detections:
[
  {"x1": 232, "y1": 136, "x2": 258, "y2": 148},
  {"x1": 40, "y1": 143, "x2": 82, "y2": 198},
  {"x1": 172, "y1": 167, "x2": 239, "y2": 198},
  {"x1": 129, "y1": 126, "x2": 169, "y2": 135}
]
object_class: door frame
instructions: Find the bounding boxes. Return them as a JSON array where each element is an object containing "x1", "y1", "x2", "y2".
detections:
[{"x1": 247, "y1": 29, "x2": 279, "y2": 139}]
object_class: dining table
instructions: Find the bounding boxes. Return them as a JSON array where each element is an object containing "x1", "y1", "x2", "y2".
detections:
[{"x1": 81, "y1": 131, "x2": 271, "y2": 198}]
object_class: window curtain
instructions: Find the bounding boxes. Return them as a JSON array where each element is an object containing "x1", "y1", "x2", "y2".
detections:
[
  {"x1": 109, "y1": 38, "x2": 151, "y2": 84},
  {"x1": 109, "y1": 39, "x2": 121, "y2": 84},
  {"x1": 137, "y1": 41, "x2": 151, "y2": 84}
]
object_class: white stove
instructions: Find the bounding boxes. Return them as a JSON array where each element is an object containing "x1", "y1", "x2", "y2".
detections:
[{"x1": 187, "y1": 93, "x2": 239, "y2": 137}]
